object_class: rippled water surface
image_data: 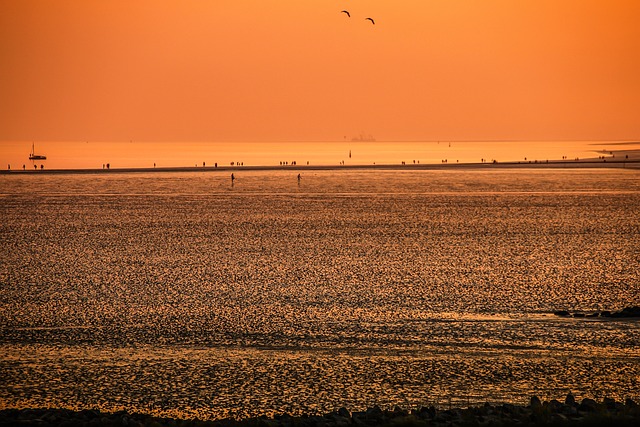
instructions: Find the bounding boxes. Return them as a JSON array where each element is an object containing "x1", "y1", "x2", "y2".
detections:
[{"x1": 1, "y1": 169, "x2": 639, "y2": 419}]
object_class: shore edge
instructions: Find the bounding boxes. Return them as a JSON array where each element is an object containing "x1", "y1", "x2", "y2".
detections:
[{"x1": 2, "y1": 159, "x2": 640, "y2": 175}]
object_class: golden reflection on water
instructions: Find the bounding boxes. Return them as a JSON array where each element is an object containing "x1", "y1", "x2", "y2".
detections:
[
  {"x1": 0, "y1": 169, "x2": 639, "y2": 419},
  {"x1": 2, "y1": 140, "x2": 639, "y2": 169}
]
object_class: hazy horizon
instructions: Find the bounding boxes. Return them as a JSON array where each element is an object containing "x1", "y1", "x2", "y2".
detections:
[{"x1": 3, "y1": 140, "x2": 639, "y2": 170}]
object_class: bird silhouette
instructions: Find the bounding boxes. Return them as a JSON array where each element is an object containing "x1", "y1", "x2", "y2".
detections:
[
  {"x1": 341, "y1": 10, "x2": 350, "y2": 18},
  {"x1": 365, "y1": 17, "x2": 375, "y2": 25}
]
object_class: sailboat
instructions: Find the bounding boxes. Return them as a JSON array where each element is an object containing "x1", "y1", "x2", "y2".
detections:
[{"x1": 29, "y1": 143, "x2": 46, "y2": 160}]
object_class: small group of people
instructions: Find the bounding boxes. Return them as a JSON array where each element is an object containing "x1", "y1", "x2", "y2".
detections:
[{"x1": 7, "y1": 164, "x2": 44, "y2": 170}]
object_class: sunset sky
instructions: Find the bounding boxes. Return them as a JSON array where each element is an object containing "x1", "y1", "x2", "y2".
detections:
[{"x1": 1, "y1": 0, "x2": 639, "y2": 142}]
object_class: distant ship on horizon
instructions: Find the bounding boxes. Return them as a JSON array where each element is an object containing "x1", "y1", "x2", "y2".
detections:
[
  {"x1": 29, "y1": 142, "x2": 47, "y2": 160},
  {"x1": 351, "y1": 133, "x2": 376, "y2": 142}
]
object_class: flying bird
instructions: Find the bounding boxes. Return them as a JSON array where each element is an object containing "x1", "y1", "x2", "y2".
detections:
[
  {"x1": 341, "y1": 10, "x2": 350, "y2": 18},
  {"x1": 365, "y1": 17, "x2": 375, "y2": 25}
]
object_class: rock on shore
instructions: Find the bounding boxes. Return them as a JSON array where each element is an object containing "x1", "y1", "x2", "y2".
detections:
[
  {"x1": 553, "y1": 305, "x2": 640, "y2": 319},
  {"x1": 1, "y1": 396, "x2": 639, "y2": 427}
]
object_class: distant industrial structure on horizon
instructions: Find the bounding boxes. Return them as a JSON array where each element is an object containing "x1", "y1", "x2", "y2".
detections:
[{"x1": 350, "y1": 133, "x2": 376, "y2": 142}]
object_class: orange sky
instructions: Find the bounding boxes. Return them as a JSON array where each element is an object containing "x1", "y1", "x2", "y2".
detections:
[{"x1": 1, "y1": 0, "x2": 639, "y2": 142}]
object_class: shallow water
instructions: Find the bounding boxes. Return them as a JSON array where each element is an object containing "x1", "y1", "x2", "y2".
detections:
[
  {"x1": 3, "y1": 140, "x2": 638, "y2": 170},
  {"x1": 1, "y1": 169, "x2": 639, "y2": 419}
]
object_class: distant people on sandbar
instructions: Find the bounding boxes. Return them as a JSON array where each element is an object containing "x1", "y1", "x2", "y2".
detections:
[
  {"x1": 23, "y1": 164, "x2": 25, "y2": 170},
  {"x1": 203, "y1": 161, "x2": 206, "y2": 167},
  {"x1": 106, "y1": 163, "x2": 110, "y2": 169},
  {"x1": 7, "y1": 164, "x2": 10, "y2": 170},
  {"x1": 40, "y1": 164, "x2": 44, "y2": 170},
  {"x1": 215, "y1": 162, "x2": 218, "y2": 168}
]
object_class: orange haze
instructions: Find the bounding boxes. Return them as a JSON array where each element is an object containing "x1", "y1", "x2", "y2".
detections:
[{"x1": 1, "y1": 0, "x2": 639, "y2": 142}]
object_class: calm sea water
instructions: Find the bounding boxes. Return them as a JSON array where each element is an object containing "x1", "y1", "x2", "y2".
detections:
[
  {"x1": 1, "y1": 168, "x2": 639, "y2": 420},
  {"x1": 2, "y1": 140, "x2": 638, "y2": 170}
]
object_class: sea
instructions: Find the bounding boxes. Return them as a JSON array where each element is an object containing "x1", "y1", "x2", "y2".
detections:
[
  {"x1": 1, "y1": 142, "x2": 639, "y2": 420},
  {"x1": 2, "y1": 140, "x2": 638, "y2": 170}
]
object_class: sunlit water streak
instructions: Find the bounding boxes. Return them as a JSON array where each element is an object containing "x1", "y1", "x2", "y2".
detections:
[
  {"x1": 1, "y1": 169, "x2": 639, "y2": 419},
  {"x1": 2, "y1": 140, "x2": 638, "y2": 170}
]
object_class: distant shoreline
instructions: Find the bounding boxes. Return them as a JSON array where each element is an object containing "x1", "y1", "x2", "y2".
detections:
[{"x1": 2, "y1": 159, "x2": 639, "y2": 175}]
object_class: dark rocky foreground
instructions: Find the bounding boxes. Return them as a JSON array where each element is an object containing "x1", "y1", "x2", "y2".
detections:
[{"x1": 2, "y1": 396, "x2": 639, "y2": 427}]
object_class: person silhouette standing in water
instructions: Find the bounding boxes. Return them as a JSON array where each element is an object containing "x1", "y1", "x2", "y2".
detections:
[{"x1": 231, "y1": 173, "x2": 235, "y2": 185}]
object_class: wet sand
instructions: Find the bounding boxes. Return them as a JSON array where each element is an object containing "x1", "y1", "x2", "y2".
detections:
[{"x1": 2, "y1": 163, "x2": 638, "y2": 421}]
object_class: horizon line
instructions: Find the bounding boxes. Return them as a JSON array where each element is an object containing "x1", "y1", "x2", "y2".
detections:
[{"x1": 2, "y1": 139, "x2": 640, "y2": 144}]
